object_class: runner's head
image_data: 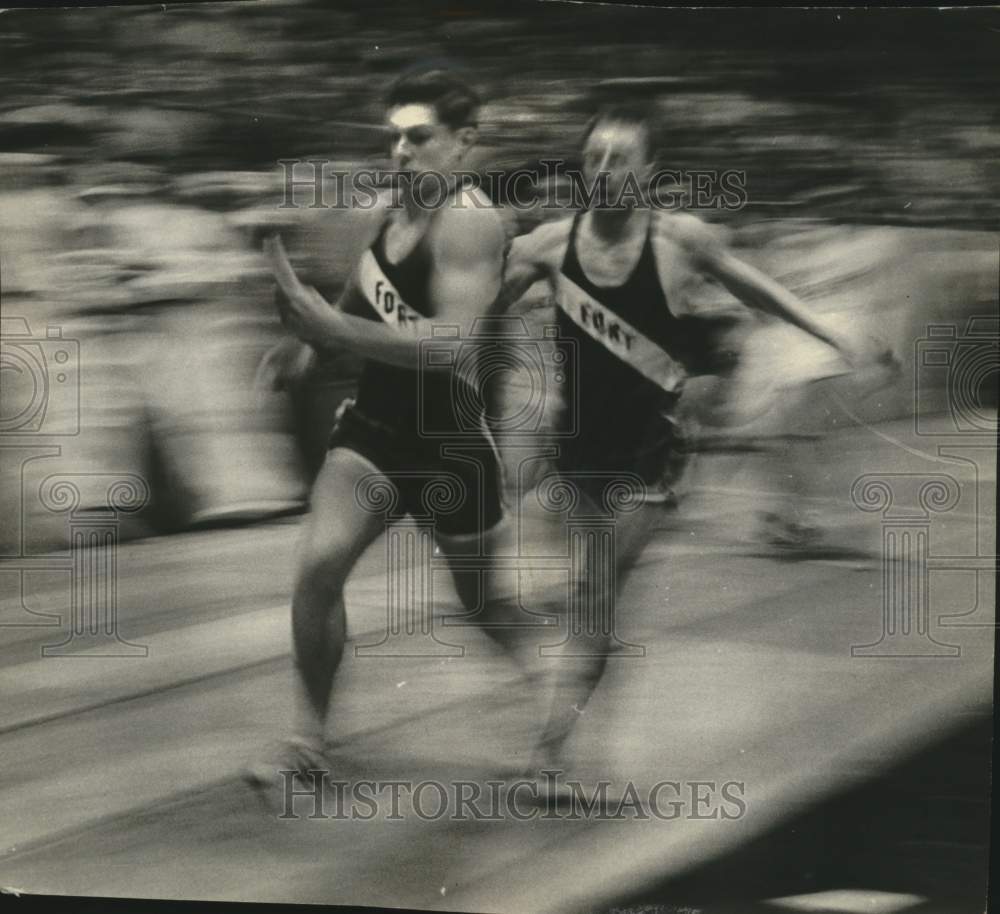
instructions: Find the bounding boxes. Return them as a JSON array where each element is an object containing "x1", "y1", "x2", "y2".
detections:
[
  {"x1": 385, "y1": 67, "x2": 480, "y2": 184},
  {"x1": 580, "y1": 103, "x2": 656, "y2": 208}
]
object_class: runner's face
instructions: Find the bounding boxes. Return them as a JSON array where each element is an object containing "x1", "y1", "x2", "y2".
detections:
[
  {"x1": 386, "y1": 104, "x2": 469, "y2": 180},
  {"x1": 582, "y1": 121, "x2": 652, "y2": 206}
]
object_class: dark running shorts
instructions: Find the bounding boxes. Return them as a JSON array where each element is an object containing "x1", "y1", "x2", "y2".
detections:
[
  {"x1": 552, "y1": 411, "x2": 689, "y2": 509},
  {"x1": 328, "y1": 401, "x2": 504, "y2": 538}
]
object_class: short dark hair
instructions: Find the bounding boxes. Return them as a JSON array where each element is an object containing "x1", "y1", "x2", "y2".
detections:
[
  {"x1": 385, "y1": 66, "x2": 481, "y2": 130},
  {"x1": 582, "y1": 103, "x2": 656, "y2": 160}
]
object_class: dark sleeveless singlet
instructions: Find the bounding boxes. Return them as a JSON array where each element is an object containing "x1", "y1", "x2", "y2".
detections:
[
  {"x1": 557, "y1": 211, "x2": 693, "y2": 449},
  {"x1": 329, "y1": 201, "x2": 503, "y2": 535},
  {"x1": 351, "y1": 210, "x2": 474, "y2": 441}
]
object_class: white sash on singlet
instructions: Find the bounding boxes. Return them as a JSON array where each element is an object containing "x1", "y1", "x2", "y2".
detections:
[
  {"x1": 356, "y1": 249, "x2": 425, "y2": 332},
  {"x1": 554, "y1": 273, "x2": 686, "y2": 394}
]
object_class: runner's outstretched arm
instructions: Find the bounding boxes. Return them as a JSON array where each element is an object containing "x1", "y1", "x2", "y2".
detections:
[
  {"x1": 701, "y1": 248, "x2": 854, "y2": 357},
  {"x1": 703, "y1": 245, "x2": 901, "y2": 374}
]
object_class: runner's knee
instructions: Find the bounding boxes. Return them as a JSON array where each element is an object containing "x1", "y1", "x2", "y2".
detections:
[{"x1": 295, "y1": 536, "x2": 357, "y2": 598}]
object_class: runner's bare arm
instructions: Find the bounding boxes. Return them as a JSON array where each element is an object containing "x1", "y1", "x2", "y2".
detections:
[
  {"x1": 708, "y1": 254, "x2": 849, "y2": 350},
  {"x1": 427, "y1": 203, "x2": 506, "y2": 334},
  {"x1": 265, "y1": 207, "x2": 505, "y2": 370},
  {"x1": 494, "y1": 219, "x2": 569, "y2": 312},
  {"x1": 257, "y1": 196, "x2": 392, "y2": 390},
  {"x1": 265, "y1": 235, "x2": 425, "y2": 356},
  {"x1": 668, "y1": 215, "x2": 854, "y2": 358},
  {"x1": 495, "y1": 234, "x2": 548, "y2": 311}
]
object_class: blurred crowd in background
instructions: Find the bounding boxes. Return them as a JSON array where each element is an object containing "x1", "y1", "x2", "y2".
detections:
[{"x1": 1, "y1": 1, "x2": 997, "y2": 550}]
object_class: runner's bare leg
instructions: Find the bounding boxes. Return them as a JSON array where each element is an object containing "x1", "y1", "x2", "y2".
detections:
[{"x1": 291, "y1": 448, "x2": 390, "y2": 743}]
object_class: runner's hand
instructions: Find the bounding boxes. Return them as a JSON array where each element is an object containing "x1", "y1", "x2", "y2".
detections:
[
  {"x1": 834, "y1": 332, "x2": 902, "y2": 391},
  {"x1": 264, "y1": 234, "x2": 340, "y2": 345},
  {"x1": 255, "y1": 337, "x2": 317, "y2": 393},
  {"x1": 833, "y1": 331, "x2": 898, "y2": 372}
]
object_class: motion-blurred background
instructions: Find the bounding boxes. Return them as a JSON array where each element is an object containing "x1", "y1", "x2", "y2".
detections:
[
  {"x1": 0, "y1": 6, "x2": 995, "y2": 911},
  {"x1": 1, "y1": 0, "x2": 996, "y2": 543}
]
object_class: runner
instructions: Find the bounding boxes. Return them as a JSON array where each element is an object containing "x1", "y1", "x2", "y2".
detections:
[
  {"x1": 496, "y1": 103, "x2": 890, "y2": 773},
  {"x1": 247, "y1": 67, "x2": 517, "y2": 790}
]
